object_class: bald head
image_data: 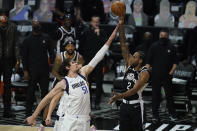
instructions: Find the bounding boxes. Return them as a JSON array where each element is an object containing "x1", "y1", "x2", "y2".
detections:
[{"x1": 143, "y1": 32, "x2": 152, "y2": 40}]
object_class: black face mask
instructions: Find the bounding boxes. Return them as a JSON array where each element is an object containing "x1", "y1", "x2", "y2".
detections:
[
  {"x1": 159, "y1": 38, "x2": 168, "y2": 45},
  {"x1": 143, "y1": 39, "x2": 152, "y2": 46},
  {"x1": 33, "y1": 26, "x2": 41, "y2": 33}
]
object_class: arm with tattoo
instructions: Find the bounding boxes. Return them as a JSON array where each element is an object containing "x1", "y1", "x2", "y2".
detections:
[{"x1": 119, "y1": 16, "x2": 131, "y2": 67}]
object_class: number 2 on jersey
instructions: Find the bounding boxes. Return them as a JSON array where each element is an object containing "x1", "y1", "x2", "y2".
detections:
[
  {"x1": 127, "y1": 82, "x2": 131, "y2": 90},
  {"x1": 81, "y1": 86, "x2": 88, "y2": 94}
]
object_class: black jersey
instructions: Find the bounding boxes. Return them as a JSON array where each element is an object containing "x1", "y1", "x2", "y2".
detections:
[
  {"x1": 123, "y1": 66, "x2": 149, "y2": 101},
  {"x1": 60, "y1": 51, "x2": 79, "y2": 62},
  {"x1": 57, "y1": 26, "x2": 76, "y2": 53}
]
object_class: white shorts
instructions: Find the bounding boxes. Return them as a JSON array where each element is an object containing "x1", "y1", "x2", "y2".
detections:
[
  {"x1": 53, "y1": 115, "x2": 64, "y2": 131},
  {"x1": 53, "y1": 114, "x2": 90, "y2": 131}
]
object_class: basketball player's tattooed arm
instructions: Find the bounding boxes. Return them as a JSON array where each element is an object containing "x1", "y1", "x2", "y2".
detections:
[
  {"x1": 45, "y1": 91, "x2": 63, "y2": 125},
  {"x1": 80, "y1": 24, "x2": 119, "y2": 77},
  {"x1": 24, "y1": 80, "x2": 65, "y2": 126},
  {"x1": 109, "y1": 71, "x2": 149, "y2": 104},
  {"x1": 119, "y1": 16, "x2": 131, "y2": 67},
  {"x1": 52, "y1": 54, "x2": 62, "y2": 81}
]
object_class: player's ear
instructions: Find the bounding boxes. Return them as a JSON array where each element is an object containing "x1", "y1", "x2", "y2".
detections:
[
  {"x1": 139, "y1": 59, "x2": 143, "y2": 64},
  {"x1": 66, "y1": 66, "x2": 70, "y2": 70}
]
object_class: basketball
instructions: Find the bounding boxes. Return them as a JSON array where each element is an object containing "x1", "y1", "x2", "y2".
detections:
[{"x1": 111, "y1": 1, "x2": 126, "y2": 16}]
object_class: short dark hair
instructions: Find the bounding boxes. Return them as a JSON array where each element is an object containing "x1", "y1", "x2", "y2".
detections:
[
  {"x1": 91, "y1": 15, "x2": 100, "y2": 20},
  {"x1": 0, "y1": 9, "x2": 9, "y2": 16},
  {"x1": 64, "y1": 40, "x2": 76, "y2": 47},
  {"x1": 59, "y1": 59, "x2": 71, "y2": 76},
  {"x1": 137, "y1": 51, "x2": 145, "y2": 61},
  {"x1": 160, "y1": 29, "x2": 169, "y2": 34}
]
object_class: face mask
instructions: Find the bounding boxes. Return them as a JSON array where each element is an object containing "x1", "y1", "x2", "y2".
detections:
[
  {"x1": 143, "y1": 39, "x2": 152, "y2": 45},
  {"x1": 33, "y1": 26, "x2": 41, "y2": 33},
  {"x1": 159, "y1": 38, "x2": 168, "y2": 45}
]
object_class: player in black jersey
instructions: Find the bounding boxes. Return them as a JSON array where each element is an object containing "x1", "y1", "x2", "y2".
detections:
[{"x1": 109, "y1": 16, "x2": 150, "y2": 131}]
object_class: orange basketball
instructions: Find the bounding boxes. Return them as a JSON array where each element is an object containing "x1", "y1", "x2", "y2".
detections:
[{"x1": 111, "y1": 1, "x2": 126, "y2": 16}]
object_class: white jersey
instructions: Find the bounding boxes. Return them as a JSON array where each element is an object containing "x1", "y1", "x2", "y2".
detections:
[{"x1": 56, "y1": 74, "x2": 90, "y2": 117}]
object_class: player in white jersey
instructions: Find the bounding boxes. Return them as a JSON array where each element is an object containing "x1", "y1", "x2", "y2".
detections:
[
  {"x1": 42, "y1": 40, "x2": 84, "y2": 122},
  {"x1": 24, "y1": 23, "x2": 119, "y2": 131}
]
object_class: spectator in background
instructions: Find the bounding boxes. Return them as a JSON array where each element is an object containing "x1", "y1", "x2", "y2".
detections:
[
  {"x1": 105, "y1": 11, "x2": 119, "y2": 25},
  {"x1": 33, "y1": 0, "x2": 53, "y2": 22},
  {"x1": 105, "y1": 0, "x2": 119, "y2": 25},
  {"x1": 178, "y1": 1, "x2": 197, "y2": 29},
  {"x1": 130, "y1": 0, "x2": 148, "y2": 26},
  {"x1": 80, "y1": 0, "x2": 105, "y2": 23},
  {"x1": 21, "y1": 20, "x2": 53, "y2": 117},
  {"x1": 121, "y1": 0, "x2": 133, "y2": 14},
  {"x1": 9, "y1": 0, "x2": 29, "y2": 21},
  {"x1": 79, "y1": 16, "x2": 107, "y2": 109},
  {"x1": 0, "y1": 12, "x2": 20, "y2": 118},
  {"x1": 135, "y1": 31, "x2": 153, "y2": 61},
  {"x1": 103, "y1": 0, "x2": 111, "y2": 14},
  {"x1": 187, "y1": 26, "x2": 197, "y2": 65},
  {"x1": 146, "y1": 29, "x2": 178, "y2": 123},
  {"x1": 52, "y1": 40, "x2": 84, "y2": 87},
  {"x1": 54, "y1": 0, "x2": 80, "y2": 24},
  {"x1": 53, "y1": 14, "x2": 77, "y2": 54},
  {"x1": 154, "y1": 0, "x2": 175, "y2": 27}
]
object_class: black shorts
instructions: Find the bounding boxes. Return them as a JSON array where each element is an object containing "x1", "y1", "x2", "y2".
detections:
[{"x1": 120, "y1": 103, "x2": 144, "y2": 131}]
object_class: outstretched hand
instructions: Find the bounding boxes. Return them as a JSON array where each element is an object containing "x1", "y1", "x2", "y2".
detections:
[
  {"x1": 112, "y1": 23, "x2": 119, "y2": 36},
  {"x1": 24, "y1": 115, "x2": 37, "y2": 126},
  {"x1": 108, "y1": 23, "x2": 119, "y2": 42},
  {"x1": 105, "y1": 23, "x2": 119, "y2": 46},
  {"x1": 109, "y1": 92, "x2": 122, "y2": 104},
  {"x1": 45, "y1": 116, "x2": 52, "y2": 126}
]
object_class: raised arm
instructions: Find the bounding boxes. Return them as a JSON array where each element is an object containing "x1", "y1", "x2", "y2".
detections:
[
  {"x1": 119, "y1": 16, "x2": 131, "y2": 67},
  {"x1": 24, "y1": 80, "x2": 65, "y2": 126},
  {"x1": 80, "y1": 24, "x2": 119, "y2": 77}
]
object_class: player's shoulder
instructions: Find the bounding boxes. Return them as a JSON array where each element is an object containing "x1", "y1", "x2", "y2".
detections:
[{"x1": 140, "y1": 66, "x2": 151, "y2": 75}]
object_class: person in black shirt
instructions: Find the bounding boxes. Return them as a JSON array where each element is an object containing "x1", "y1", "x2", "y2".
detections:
[
  {"x1": 54, "y1": 0, "x2": 79, "y2": 17},
  {"x1": 80, "y1": 0, "x2": 105, "y2": 23},
  {"x1": 22, "y1": 20, "x2": 53, "y2": 117},
  {"x1": 188, "y1": 26, "x2": 197, "y2": 64},
  {"x1": 109, "y1": 16, "x2": 150, "y2": 131},
  {"x1": 53, "y1": 14, "x2": 77, "y2": 54},
  {"x1": 0, "y1": 12, "x2": 20, "y2": 118},
  {"x1": 135, "y1": 31, "x2": 153, "y2": 62},
  {"x1": 79, "y1": 16, "x2": 107, "y2": 109},
  {"x1": 146, "y1": 29, "x2": 178, "y2": 123}
]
